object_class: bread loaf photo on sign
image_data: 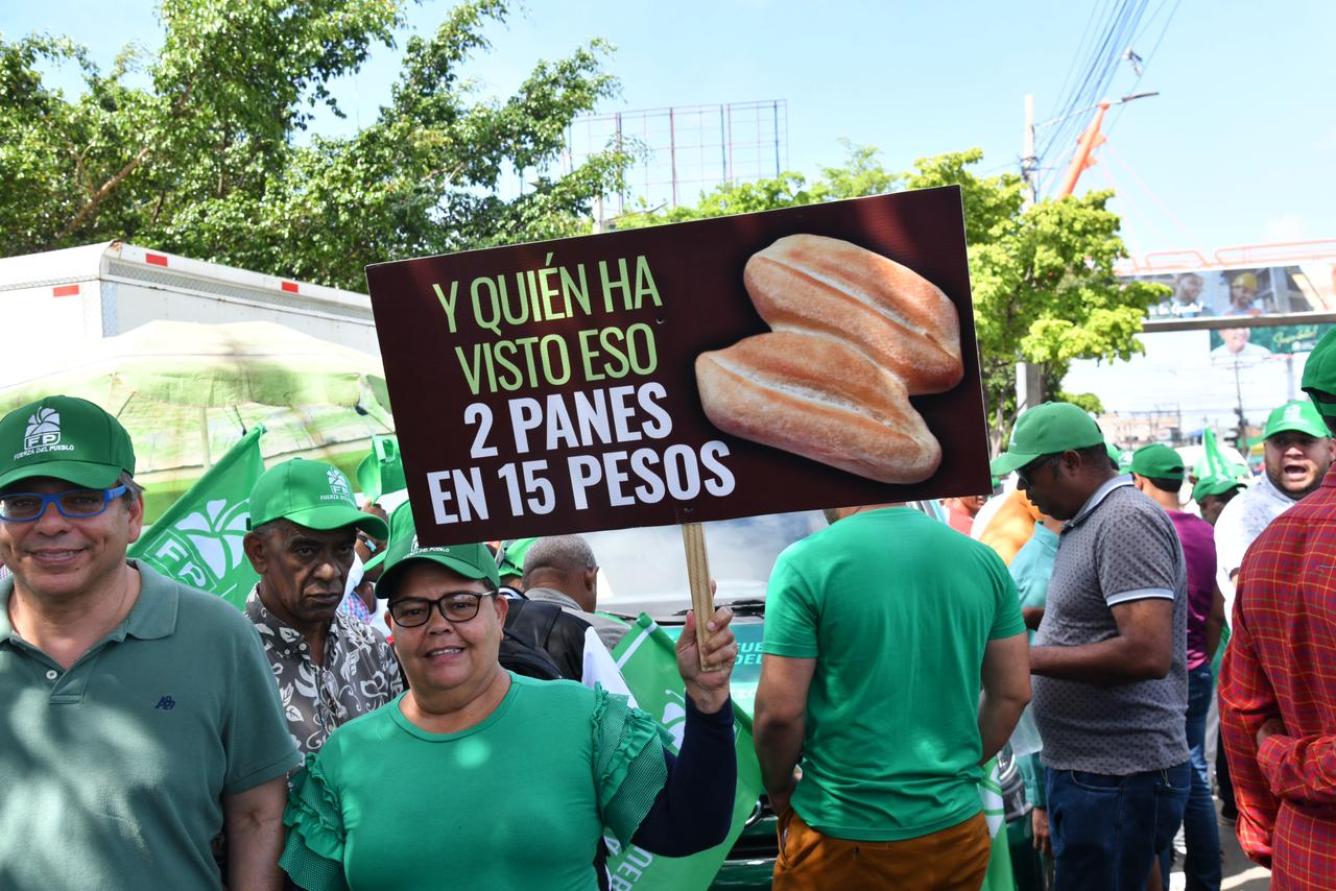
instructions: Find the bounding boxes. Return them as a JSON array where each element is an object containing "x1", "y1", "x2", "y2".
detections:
[
  {"x1": 743, "y1": 234, "x2": 963, "y2": 395},
  {"x1": 694, "y1": 331, "x2": 942, "y2": 484}
]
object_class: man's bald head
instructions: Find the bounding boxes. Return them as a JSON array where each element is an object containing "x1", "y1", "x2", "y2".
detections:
[{"x1": 523, "y1": 535, "x2": 599, "y2": 612}]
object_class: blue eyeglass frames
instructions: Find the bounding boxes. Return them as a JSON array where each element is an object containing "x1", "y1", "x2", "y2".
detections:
[{"x1": 0, "y1": 485, "x2": 130, "y2": 522}]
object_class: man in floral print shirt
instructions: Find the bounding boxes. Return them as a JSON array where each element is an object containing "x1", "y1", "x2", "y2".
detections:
[{"x1": 242, "y1": 458, "x2": 403, "y2": 754}]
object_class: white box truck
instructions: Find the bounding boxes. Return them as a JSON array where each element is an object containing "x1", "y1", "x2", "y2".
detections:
[
  {"x1": 0, "y1": 241, "x2": 385, "y2": 516},
  {"x1": 0, "y1": 240, "x2": 380, "y2": 386}
]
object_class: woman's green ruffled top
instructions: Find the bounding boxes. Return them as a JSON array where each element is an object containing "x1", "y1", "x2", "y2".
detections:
[{"x1": 281, "y1": 674, "x2": 672, "y2": 891}]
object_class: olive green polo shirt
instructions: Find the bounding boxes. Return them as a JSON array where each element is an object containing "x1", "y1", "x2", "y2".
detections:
[{"x1": 0, "y1": 562, "x2": 300, "y2": 890}]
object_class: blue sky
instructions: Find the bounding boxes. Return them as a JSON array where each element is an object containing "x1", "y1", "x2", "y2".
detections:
[{"x1": 5, "y1": 0, "x2": 1334, "y2": 259}]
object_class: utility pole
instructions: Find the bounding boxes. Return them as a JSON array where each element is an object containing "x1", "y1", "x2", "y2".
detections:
[
  {"x1": 1021, "y1": 94, "x2": 1038, "y2": 207},
  {"x1": 1012, "y1": 91, "x2": 1159, "y2": 427},
  {"x1": 1015, "y1": 95, "x2": 1044, "y2": 419}
]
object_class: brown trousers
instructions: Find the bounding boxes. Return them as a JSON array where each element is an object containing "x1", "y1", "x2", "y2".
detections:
[{"x1": 772, "y1": 809, "x2": 992, "y2": 891}]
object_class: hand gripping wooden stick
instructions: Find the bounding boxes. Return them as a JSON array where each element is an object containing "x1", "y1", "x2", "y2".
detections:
[{"x1": 680, "y1": 522, "x2": 714, "y2": 671}]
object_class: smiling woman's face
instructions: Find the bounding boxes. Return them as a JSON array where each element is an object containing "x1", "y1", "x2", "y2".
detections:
[{"x1": 388, "y1": 562, "x2": 506, "y2": 696}]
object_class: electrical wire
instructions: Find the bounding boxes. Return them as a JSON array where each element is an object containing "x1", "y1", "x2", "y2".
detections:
[
  {"x1": 1038, "y1": 0, "x2": 1122, "y2": 163},
  {"x1": 1046, "y1": 0, "x2": 1113, "y2": 135},
  {"x1": 1037, "y1": 0, "x2": 1156, "y2": 190},
  {"x1": 1102, "y1": 0, "x2": 1182, "y2": 141},
  {"x1": 1038, "y1": 0, "x2": 1130, "y2": 162}
]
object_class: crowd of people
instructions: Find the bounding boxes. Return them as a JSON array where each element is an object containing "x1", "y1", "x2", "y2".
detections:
[{"x1": 3, "y1": 329, "x2": 1336, "y2": 890}]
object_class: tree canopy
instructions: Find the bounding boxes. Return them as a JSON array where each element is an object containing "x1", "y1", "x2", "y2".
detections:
[
  {"x1": 0, "y1": 0, "x2": 629, "y2": 290},
  {"x1": 618, "y1": 144, "x2": 1165, "y2": 446}
]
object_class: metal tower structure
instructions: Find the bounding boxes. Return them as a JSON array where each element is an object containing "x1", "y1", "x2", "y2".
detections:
[{"x1": 564, "y1": 99, "x2": 789, "y2": 220}]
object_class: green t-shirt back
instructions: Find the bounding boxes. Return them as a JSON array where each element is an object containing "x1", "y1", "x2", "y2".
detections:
[
  {"x1": 283, "y1": 674, "x2": 672, "y2": 891},
  {"x1": 0, "y1": 563, "x2": 300, "y2": 890},
  {"x1": 763, "y1": 507, "x2": 1024, "y2": 841}
]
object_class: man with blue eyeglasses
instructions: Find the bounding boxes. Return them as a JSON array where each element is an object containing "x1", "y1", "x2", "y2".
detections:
[{"x1": 0, "y1": 395, "x2": 299, "y2": 891}]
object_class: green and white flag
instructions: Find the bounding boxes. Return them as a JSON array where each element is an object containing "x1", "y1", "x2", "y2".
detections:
[
  {"x1": 130, "y1": 426, "x2": 265, "y2": 608},
  {"x1": 605, "y1": 614, "x2": 764, "y2": 891},
  {"x1": 979, "y1": 758, "x2": 1015, "y2": 891}
]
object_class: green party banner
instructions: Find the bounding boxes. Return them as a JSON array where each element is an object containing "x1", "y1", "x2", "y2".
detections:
[
  {"x1": 356, "y1": 434, "x2": 407, "y2": 504},
  {"x1": 979, "y1": 758, "x2": 1014, "y2": 891},
  {"x1": 605, "y1": 614, "x2": 763, "y2": 891},
  {"x1": 130, "y1": 426, "x2": 265, "y2": 608}
]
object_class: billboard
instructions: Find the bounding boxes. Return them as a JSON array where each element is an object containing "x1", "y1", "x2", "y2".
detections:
[
  {"x1": 1141, "y1": 261, "x2": 1336, "y2": 319},
  {"x1": 1063, "y1": 259, "x2": 1336, "y2": 436}
]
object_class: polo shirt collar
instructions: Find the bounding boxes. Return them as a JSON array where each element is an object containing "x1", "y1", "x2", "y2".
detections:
[
  {"x1": 120, "y1": 561, "x2": 178, "y2": 640},
  {"x1": 0, "y1": 560, "x2": 178, "y2": 643},
  {"x1": 1064, "y1": 473, "x2": 1134, "y2": 532}
]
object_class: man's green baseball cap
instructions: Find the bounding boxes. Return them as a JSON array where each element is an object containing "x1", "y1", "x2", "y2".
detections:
[
  {"x1": 249, "y1": 458, "x2": 389, "y2": 538},
  {"x1": 376, "y1": 540, "x2": 501, "y2": 601},
  {"x1": 0, "y1": 395, "x2": 136, "y2": 490},
  {"x1": 1131, "y1": 443, "x2": 1185, "y2": 481},
  {"x1": 1303, "y1": 328, "x2": 1336, "y2": 417},
  {"x1": 363, "y1": 500, "x2": 415, "y2": 574},
  {"x1": 497, "y1": 537, "x2": 536, "y2": 580},
  {"x1": 990, "y1": 402, "x2": 1105, "y2": 476},
  {"x1": 1261, "y1": 399, "x2": 1328, "y2": 440},
  {"x1": 1192, "y1": 476, "x2": 1244, "y2": 502}
]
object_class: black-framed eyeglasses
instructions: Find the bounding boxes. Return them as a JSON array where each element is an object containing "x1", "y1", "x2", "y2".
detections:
[
  {"x1": 0, "y1": 485, "x2": 128, "y2": 522},
  {"x1": 389, "y1": 591, "x2": 495, "y2": 627},
  {"x1": 1017, "y1": 455, "x2": 1060, "y2": 488}
]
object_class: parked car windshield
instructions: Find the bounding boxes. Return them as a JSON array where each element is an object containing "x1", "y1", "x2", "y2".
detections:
[{"x1": 588, "y1": 510, "x2": 827, "y2": 619}]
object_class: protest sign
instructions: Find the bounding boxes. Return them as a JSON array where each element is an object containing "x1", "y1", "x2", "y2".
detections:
[
  {"x1": 367, "y1": 187, "x2": 988, "y2": 545},
  {"x1": 130, "y1": 425, "x2": 265, "y2": 607}
]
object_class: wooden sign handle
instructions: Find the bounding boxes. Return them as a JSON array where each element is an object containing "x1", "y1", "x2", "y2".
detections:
[{"x1": 680, "y1": 521, "x2": 714, "y2": 671}]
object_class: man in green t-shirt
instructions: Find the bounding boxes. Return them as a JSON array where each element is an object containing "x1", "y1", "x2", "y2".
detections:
[
  {"x1": 754, "y1": 503, "x2": 1031, "y2": 890},
  {"x1": 0, "y1": 395, "x2": 299, "y2": 890}
]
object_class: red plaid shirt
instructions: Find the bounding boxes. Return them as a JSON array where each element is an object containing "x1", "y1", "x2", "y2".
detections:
[{"x1": 1220, "y1": 465, "x2": 1336, "y2": 888}]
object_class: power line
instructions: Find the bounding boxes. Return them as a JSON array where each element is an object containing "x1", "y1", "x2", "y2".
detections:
[
  {"x1": 1102, "y1": 0, "x2": 1182, "y2": 142},
  {"x1": 1038, "y1": 0, "x2": 1123, "y2": 163},
  {"x1": 1047, "y1": 0, "x2": 1114, "y2": 133},
  {"x1": 1038, "y1": 0, "x2": 1158, "y2": 197}
]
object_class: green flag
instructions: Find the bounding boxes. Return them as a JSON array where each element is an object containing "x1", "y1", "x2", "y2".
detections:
[
  {"x1": 979, "y1": 758, "x2": 1015, "y2": 891},
  {"x1": 605, "y1": 614, "x2": 763, "y2": 891},
  {"x1": 355, "y1": 434, "x2": 406, "y2": 504},
  {"x1": 129, "y1": 426, "x2": 265, "y2": 608}
]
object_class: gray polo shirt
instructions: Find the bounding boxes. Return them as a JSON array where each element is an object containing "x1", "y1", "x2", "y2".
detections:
[{"x1": 1032, "y1": 476, "x2": 1190, "y2": 774}]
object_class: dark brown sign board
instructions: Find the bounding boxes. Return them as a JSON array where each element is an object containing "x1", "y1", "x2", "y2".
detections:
[{"x1": 366, "y1": 186, "x2": 990, "y2": 546}]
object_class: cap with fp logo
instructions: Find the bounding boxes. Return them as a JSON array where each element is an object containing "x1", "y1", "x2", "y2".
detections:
[
  {"x1": 247, "y1": 458, "x2": 388, "y2": 539},
  {"x1": 0, "y1": 395, "x2": 136, "y2": 490}
]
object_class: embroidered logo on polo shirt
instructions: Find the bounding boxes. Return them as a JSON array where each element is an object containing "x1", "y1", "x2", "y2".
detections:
[{"x1": 154, "y1": 696, "x2": 176, "y2": 710}]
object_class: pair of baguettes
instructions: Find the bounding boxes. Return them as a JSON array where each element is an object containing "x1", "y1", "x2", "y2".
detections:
[{"x1": 695, "y1": 234, "x2": 964, "y2": 484}]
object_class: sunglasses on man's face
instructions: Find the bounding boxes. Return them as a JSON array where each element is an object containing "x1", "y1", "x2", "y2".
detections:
[{"x1": 1017, "y1": 455, "x2": 1061, "y2": 488}]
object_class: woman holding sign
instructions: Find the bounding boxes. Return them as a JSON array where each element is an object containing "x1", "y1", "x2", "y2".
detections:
[{"x1": 279, "y1": 540, "x2": 739, "y2": 891}]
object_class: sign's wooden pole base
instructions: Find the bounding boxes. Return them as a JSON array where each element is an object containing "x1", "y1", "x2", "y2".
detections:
[{"x1": 680, "y1": 522, "x2": 714, "y2": 671}]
